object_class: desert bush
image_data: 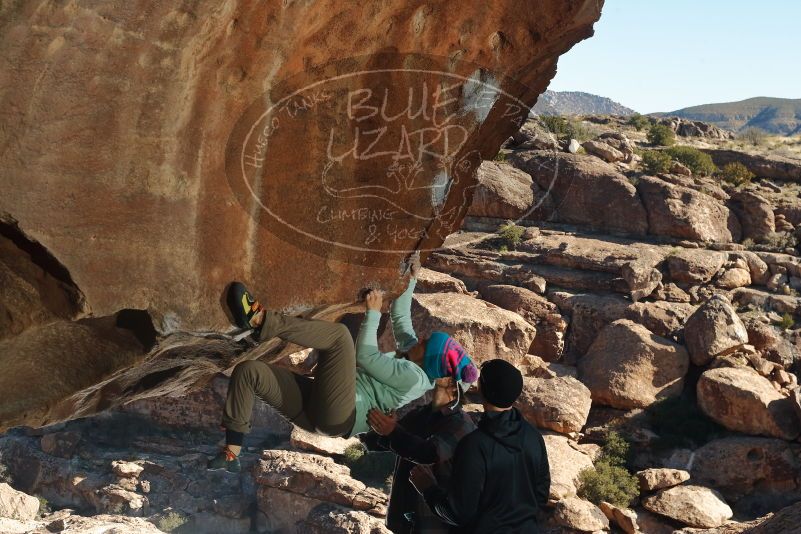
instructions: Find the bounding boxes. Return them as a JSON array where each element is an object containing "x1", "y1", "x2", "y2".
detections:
[
  {"x1": 628, "y1": 113, "x2": 652, "y2": 131},
  {"x1": 647, "y1": 396, "x2": 725, "y2": 448},
  {"x1": 493, "y1": 151, "x2": 507, "y2": 162},
  {"x1": 665, "y1": 146, "x2": 718, "y2": 176},
  {"x1": 540, "y1": 116, "x2": 593, "y2": 141},
  {"x1": 342, "y1": 444, "x2": 395, "y2": 489},
  {"x1": 157, "y1": 511, "x2": 188, "y2": 532},
  {"x1": 718, "y1": 162, "x2": 754, "y2": 186},
  {"x1": 36, "y1": 496, "x2": 51, "y2": 518},
  {"x1": 779, "y1": 313, "x2": 795, "y2": 330},
  {"x1": 577, "y1": 431, "x2": 639, "y2": 508},
  {"x1": 740, "y1": 127, "x2": 767, "y2": 146},
  {"x1": 641, "y1": 149, "x2": 672, "y2": 174},
  {"x1": 764, "y1": 231, "x2": 798, "y2": 250},
  {"x1": 498, "y1": 220, "x2": 525, "y2": 249},
  {"x1": 647, "y1": 123, "x2": 676, "y2": 146},
  {"x1": 0, "y1": 453, "x2": 11, "y2": 485}
]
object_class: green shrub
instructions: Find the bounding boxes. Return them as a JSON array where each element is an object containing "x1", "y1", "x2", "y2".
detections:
[
  {"x1": 764, "y1": 231, "x2": 798, "y2": 250},
  {"x1": 498, "y1": 220, "x2": 525, "y2": 249},
  {"x1": 718, "y1": 162, "x2": 754, "y2": 186},
  {"x1": 641, "y1": 149, "x2": 672, "y2": 174},
  {"x1": 577, "y1": 431, "x2": 639, "y2": 508},
  {"x1": 157, "y1": 511, "x2": 188, "y2": 533},
  {"x1": 342, "y1": 443, "x2": 365, "y2": 464},
  {"x1": 740, "y1": 127, "x2": 767, "y2": 146},
  {"x1": 0, "y1": 453, "x2": 11, "y2": 485},
  {"x1": 342, "y1": 444, "x2": 395, "y2": 489},
  {"x1": 539, "y1": 116, "x2": 592, "y2": 141},
  {"x1": 578, "y1": 460, "x2": 639, "y2": 508},
  {"x1": 36, "y1": 496, "x2": 51, "y2": 518},
  {"x1": 665, "y1": 146, "x2": 718, "y2": 176},
  {"x1": 647, "y1": 396, "x2": 725, "y2": 448},
  {"x1": 647, "y1": 124, "x2": 676, "y2": 146},
  {"x1": 779, "y1": 312, "x2": 795, "y2": 330},
  {"x1": 628, "y1": 113, "x2": 652, "y2": 131},
  {"x1": 493, "y1": 151, "x2": 507, "y2": 162}
]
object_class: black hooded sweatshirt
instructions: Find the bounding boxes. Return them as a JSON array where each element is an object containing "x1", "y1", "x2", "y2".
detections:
[{"x1": 421, "y1": 408, "x2": 550, "y2": 533}]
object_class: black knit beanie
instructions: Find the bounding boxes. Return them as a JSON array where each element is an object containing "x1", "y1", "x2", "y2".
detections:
[{"x1": 479, "y1": 359, "x2": 523, "y2": 408}]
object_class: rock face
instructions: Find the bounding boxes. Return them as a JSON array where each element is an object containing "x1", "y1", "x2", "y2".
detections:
[
  {"x1": 405, "y1": 292, "x2": 537, "y2": 364},
  {"x1": 637, "y1": 468, "x2": 691, "y2": 492},
  {"x1": 642, "y1": 485, "x2": 733, "y2": 528},
  {"x1": 554, "y1": 497, "x2": 609, "y2": 531},
  {"x1": 0, "y1": 1, "x2": 604, "y2": 429},
  {"x1": 578, "y1": 319, "x2": 689, "y2": 409},
  {"x1": 543, "y1": 432, "x2": 595, "y2": 500},
  {"x1": 692, "y1": 437, "x2": 801, "y2": 503},
  {"x1": 637, "y1": 176, "x2": 740, "y2": 243},
  {"x1": 478, "y1": 284, "x2": 567, "y2": 360},
  {"x1": 684, "y1": 295, "x2": 749, "y2": 366},
  {"x1": 507, "y1": 151, "x2": 649, "y2": 235},
  {"x1": 516, "y1": 375, "x2": 591, "y2": 434},
  {"x1": 467, "y1": 161, "x2": 537, "y2": 220},
  {"x1": 255, "y1": 450, "x2": 387, "y2": 530},
  {"x1": 0, "y1": 483, "x2": 39, "y2": 521},
  {"x1": 697, "y1": 367, "x2": 801, "y2": 440}
]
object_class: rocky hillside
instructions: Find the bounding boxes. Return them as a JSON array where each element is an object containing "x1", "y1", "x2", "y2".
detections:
[
  {"x1": 661, "y1": 97, "x2": 801, "y2": 135},
  {"x1": 534, "y1": 90, "x2": 637, "y2": 116}
]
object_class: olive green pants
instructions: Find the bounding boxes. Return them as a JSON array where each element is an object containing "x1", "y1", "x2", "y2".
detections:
[{"x1": 221, "y1": 312, "x2": 356, "y2": 437}]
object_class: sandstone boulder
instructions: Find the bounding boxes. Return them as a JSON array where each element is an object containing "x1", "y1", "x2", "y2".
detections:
[
  {"x1": 554, "y1": 497, "x2": 609, "y2": 532},
  {"x1": 730, "y1": 251, "x2": 770, "y2": 285},
  {"x1": 290, "y1": 428, "x2": 362, "y2": 456},
  {"x1": 478, "y1": 284, "x2": 566, "y2": 361},
  {"x1": 543, "y1": 432, "x2": 595, "y2": 500},
  {"x1": 578, "y1": 320, "x2": 689, "y2": 409},
  {"x1": 598, "y1": 502, "x2": 639, "y2": 534},
  {"x1": 684, "y1": 295, "x2": 748, "y2": 366},
  {"x1": 516, "y1": 375, "x2": 591, "y2": 434},
  {"x1": 667, "y1": 249, "x2": 726, "y2": 284},
  {"x1": 692, "y1": 436, "x2": 801, "y2": 501},
  {"x1": 730, "y1": 190, "x2": 776, "y2": 241},
  {"x1": 638, "y1": 176, "x2": 740, "y2": 243},
  {"x1": 621, "y1": 259, "x2": 662, "y2": 302},
  {"x1": 415, "y1": 268, "x2": 469, "y2": 295},
  {"x1": 637, "y1": 468, "x2": 691, "y2": 492},
  {"x1": 716, "y1": 267, "x2": 751, "y2": 289},
  {"x1": 0, "y1": 0, "x2": 604, "y2": 430},
  {"x1": 697, "y1": 367, "x2": 800, "y2": 440},
  {"x1": 642, "y1": 485, "x2": 733, "y2": 528},
  {"x1": 299, "y1": 504, "x2": 391, "y2": 533},
  {"x1": 0, "y1": 483, "x2": 39, "y2": 521},
  {"x1": 747, "y1": 500, "x2": 801, "y2": 534},
  {"x1": 407, "y1": 293, "x2": 536, "y2": 364},
  {"x1": 255, "y1": 450, "x2": 386, "y2": 530},
  {"x1": 623, "y1": 301, "x2": 696, "y2": 338},
  {"x1": 111, "y1": 461, "x2": 144, "y2": 479},
  {"x1": 467, "y1": 161, "x2": 536, "y2": 220},
  {"x1": 507, "y1": 151, "x2": 649, "y2": 235},
  {"x1": 582, "y1": 139, "x2": 625, "y2": 163},
  {"x1": 40, "y1": 431, "x2": 81, "y2": 459}
]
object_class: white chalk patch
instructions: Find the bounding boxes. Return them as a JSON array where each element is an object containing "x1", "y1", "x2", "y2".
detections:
[
  {"x1": 431, "y1": 170, "x2": 452, "y2": 211},
  {"x1": 461, "y1": 69, "x2": 499, "y2": 124}
]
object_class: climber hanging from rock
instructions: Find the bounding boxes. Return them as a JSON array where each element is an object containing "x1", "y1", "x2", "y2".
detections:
[{"x1": 207, "y1": 253, "x2": 479, "y2": 472}]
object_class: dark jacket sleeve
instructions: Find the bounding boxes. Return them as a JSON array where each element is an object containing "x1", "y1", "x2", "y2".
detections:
[
  {"x1": 359, "y1": 431, "x2": 390, "y2": 452},
  {"x1": 385, "y1": 425, "x2": 438, "y2": 464},
  {"x1": 533, "y1": 430, "x2": 551, "y2": 508},
  {"x1": 421, "y1": 434, "x2": 485, "y2": 527}
]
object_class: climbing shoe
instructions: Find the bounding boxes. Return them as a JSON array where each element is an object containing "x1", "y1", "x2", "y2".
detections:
[
  {"x1": 207, "y1": 448, "x2": 242, "y2": 473},
  {"x1": 226, "y1": 281, "x2": 264, "y2": 330}
]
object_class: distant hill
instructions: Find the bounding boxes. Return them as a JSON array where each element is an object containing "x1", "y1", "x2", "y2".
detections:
[
  {"x1": 660, "y1": 97, "x2": 801, "y2": 135},
  {"x1": 533, "y1": 90, "x2": 636, "y2": 116}
]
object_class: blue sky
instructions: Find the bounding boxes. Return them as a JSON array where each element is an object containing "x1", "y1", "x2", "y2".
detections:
[{"x1": 548, "y1": 0, "x2": 801, "y2": 113}]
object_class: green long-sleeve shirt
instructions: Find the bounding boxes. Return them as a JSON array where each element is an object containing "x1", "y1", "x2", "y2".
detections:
[{"x1": 350, "y1": 277, "x2": 434, "y2": 436}]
